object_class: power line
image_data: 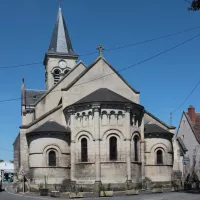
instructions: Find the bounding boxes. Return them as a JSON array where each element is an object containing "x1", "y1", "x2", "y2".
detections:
[
  {"x1": 104, "y1": 25, "x2": 200, "y2": 52},
  {"x1": 171, "y1": 79, "x2": 200, "y2": 115},
  {"x1": 0, "y1": 32, "x2": 200, "y2": 104},
  {"x1": 185, "y1": 0, "x2": 192, "y2": 4},
  {"x1": 1, "y1": 25, "x2": 200, "y2": 70}
]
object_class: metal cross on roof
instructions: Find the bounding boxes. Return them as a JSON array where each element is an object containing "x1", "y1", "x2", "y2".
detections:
[
  {"x1": 58, "y1": 0, "x2": 62, "y2": 8},
  {"x1": 97, "y1": 44, "x2": 104, "y2": 57}
]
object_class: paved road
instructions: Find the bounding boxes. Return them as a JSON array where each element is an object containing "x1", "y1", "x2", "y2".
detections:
[{"x1": 1, "y1": 186, "x2": 200, "y2": 200}]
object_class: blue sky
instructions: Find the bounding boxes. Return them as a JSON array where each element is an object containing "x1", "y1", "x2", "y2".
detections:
[{"x1": 0, "y1": 0, "x2": 200, "y2": 160}]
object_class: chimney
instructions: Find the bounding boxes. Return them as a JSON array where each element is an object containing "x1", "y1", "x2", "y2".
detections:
[{"x1": 188, "y1": 105, "x2": 196, "y2": 122}]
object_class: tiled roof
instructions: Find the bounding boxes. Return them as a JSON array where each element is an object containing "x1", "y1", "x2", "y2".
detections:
[
  {"x1": 27, "y1": 120, "x2": 70, "y2": 134},
  {"x1": 144, "y1": 123, "x2": 172, "y2": 134},
  {"x1": 185, "y1": 112, "x2": 200, "y2": 144},
  {"x1": 73, "y1": 88, "x2": 135, "y2": 105},
  {"x1": 144, "y1": 110, "x2": 176, "y2": 129},
  {"x1": 48, "y1": 7, "x2": 77, "y2": 56},
  {"x1": 24, "y1": 89, "x2": 46, "y2": 106}
]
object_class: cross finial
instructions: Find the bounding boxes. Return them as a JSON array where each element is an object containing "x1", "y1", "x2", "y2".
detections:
[
  {"x1": 97, "y1": 44, "x2": 104, "y2": 57},
  {"x1": 58, "y1": 0, "x2": 62, "y2": 8},
  {"x1": 22, "y1": 77, "x2": 24, "y2": 84}
]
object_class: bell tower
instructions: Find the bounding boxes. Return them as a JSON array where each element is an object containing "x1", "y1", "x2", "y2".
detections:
[{"x1": 43, "y1": 7, "x2": 78, "y2": 90}]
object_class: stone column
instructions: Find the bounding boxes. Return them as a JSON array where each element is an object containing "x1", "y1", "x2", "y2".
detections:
[
  {"x1": 93, "y1": 104, "x2": 101, "y2": 186},
  {"x1": 69, "y1": 109, "x2": 76, "y2": 182},
  {"x1": 140, "y1": 116, "x2": 145, "y2": 180},
  {"x1": 125, "y1": 106, "x2": 132, "y2": 182}
]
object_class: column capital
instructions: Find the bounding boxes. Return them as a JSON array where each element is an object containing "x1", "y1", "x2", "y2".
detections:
[
  {"x1": 92, "y1": 104, "x2": 100, "y2": 112},
  {"x1": 125, "y1": 104, "x2": 132, "y2": 113}
]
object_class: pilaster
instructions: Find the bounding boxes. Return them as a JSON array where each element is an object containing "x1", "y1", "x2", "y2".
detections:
[
  {"x1": 69, "y1": 108, "x2": 76, "y2": 182},
  {"x1": 140, "y1": 117, "x2": 145, "y2": 180},
  {"x1": 125, "y1": 106, "x2": 131, "y2": 181},
  {"x1": 93, "y1": 104, "x2": 101, "y2": 183}
]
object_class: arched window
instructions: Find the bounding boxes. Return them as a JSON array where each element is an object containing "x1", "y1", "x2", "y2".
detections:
[
  {"x1": 110, "y1": 136, "x2": 117, "y2": 161},
  {"x1": 134, "y1": 136, "x2": 139, "y2": 161},
  {"x1": 49, "y1": 151, "x2": 56, "y2": 167},
  {"x1": 81, "y1": 138, "x2": 88, "y2": 162},
  {"x1": 53, "y1": 69, "x2": 61, "y2": 85},
  {"x1": 157, "y1": 150, "x2": 163, "y2": 164}
]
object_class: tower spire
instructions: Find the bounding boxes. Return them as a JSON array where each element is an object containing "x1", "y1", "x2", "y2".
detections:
[{"x1": 48, "y1": 7, "x2": 77, "y2": 56}]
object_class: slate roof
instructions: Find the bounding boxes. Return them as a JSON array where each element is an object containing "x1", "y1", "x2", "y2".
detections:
[
  {"x1": 24, "y1": 89, "x2": 46, "y2": 106},
  {"x1": 48, "y1": 7, "x2": 77, "y2": 56},
  {"x1": 184, "y1": 111, "x2": 200, "y2": 144},
  {"x1": 28, "y1": 120, "x2": 70, "y2": 134},
  {"x1": 144, "y1": 123, "x2": 172, "y2": 134},
  {"x1": 61, "y1": 57, "x2": 140, "y2": 94},
  {"x1": 144, "y1": 110, "x2": 176, "y2": 129},
  {"x1": 72, "y1": 88, "x2": 142, "y2": 107}
]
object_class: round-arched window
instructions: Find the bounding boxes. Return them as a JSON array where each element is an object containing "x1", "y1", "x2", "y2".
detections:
[
  {"x1": 156, "y1": 150, "x2": 163, "y2": 165},
  {"x1": 48, "y1": 150, "x2": 56, "y2": 167},
  {"x1": 81, "y1": 138, "x2": 88, "y2": 162},
  {"x1": 53, "y1": 69, "x2": 61, "y2": 84},
  {"x1": 134, "y1": 135, "x2": 139, "y2": 161},
  {"x1": 110, "y1": 136, "x2": 117, "y2": 161}
]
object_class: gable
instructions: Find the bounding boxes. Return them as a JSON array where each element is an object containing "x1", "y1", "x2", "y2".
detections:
[
  {"x1": 62, "y1": 57, "x2": 140, "y2": 108},
  {"x1": 144, "y1": 110, "x2": 175, "y2": 132},
  {"x1": 34, "y1": 62, "x2": 86, "y2": 119},
  {"x1": 176, "y1": 113, "x2": 199, "y2": 157}
]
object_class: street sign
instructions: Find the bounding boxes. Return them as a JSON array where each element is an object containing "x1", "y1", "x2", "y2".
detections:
[
  {"x1": 183, "y1": 157, "x2": 190, "y2": 165},
  {"x1": 20, "y1": 169, "x2": 25, "y2": 175}
]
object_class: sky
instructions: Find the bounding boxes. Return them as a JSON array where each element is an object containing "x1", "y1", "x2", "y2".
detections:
[{"x1": 0, "y1": 0, "x2": 200, "y2": 161}]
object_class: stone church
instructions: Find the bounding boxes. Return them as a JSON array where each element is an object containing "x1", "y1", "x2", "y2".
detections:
[{"x1": 14, "y1": 7, "x2": 182, "y2": 190}]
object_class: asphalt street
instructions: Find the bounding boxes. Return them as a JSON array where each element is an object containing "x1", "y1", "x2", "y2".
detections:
[{"x1": 1, "y1": 185, "x2": 200, "y2": 200}]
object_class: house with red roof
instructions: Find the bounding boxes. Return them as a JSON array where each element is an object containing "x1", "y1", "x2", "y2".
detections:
[{"x1": 176, "y1": 105, "x2": 200, "y2": 179}]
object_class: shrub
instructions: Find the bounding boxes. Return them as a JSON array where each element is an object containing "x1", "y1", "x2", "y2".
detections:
[
  {"x1": 99, "y1": 183, "x2": 105, "y2": 192},
  {"x1": 39, "y1": 183, "x2": 44, "y2": 189},
  {"x1": 135, "y1": 182, "x2": 142, "y2": 190},
  {"x1": 152, "y1": 183, "x2": 162, "y2": 189},
  {"x1": 171, "y1": 180, "x2": 179, "y2": 188},
  {"x1": 79, "y1": 186, "x2": 84, "y2": 192},
  {"x1": 107, "y1": 183, "x2": 111, "y2": 191}
]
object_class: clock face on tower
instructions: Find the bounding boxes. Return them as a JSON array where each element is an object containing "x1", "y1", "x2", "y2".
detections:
[{"x1": 58, "y1": 60, "x2": 67, "y2": 68}]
